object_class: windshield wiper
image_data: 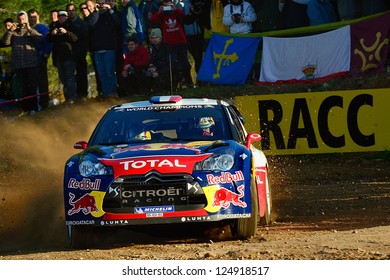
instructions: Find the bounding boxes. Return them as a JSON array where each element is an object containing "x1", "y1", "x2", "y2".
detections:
[{"x1": 204, "y1": 140, "x2": 228, "y2": 152}]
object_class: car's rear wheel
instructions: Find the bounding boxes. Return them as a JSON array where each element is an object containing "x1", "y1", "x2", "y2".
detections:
[
  {"x1": 231, "y1": 178, "x2": 259, "y2": 239},
  {"x1": 68, "y1": 225, "x2": 93, "y2": 249}
]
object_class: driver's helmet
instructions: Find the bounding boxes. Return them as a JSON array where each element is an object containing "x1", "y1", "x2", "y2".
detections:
[
  {"x1": 198, "y1": 117, "x2": 215, "y2": 129},
  {"x1": 128, "y1": 124, "x2": 151, "y2": 140}
]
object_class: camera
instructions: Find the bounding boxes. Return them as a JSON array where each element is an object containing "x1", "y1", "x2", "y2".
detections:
[
  {"x1": 128, "y1": 65, "x2": 135, "y2": 75},
  {"x1": 192, "y1": 1, "x2": 204, "y2": 15},
  {"x1": 55, "y1": 28, "x2": 62, "y2": 34},
  {"x1": 163, "y1": 6, "x2": 173, "y2": 12},
  {"x1": 15, "y1": 23, "x2": 24, "y2": 33},
  {"x1": 232, "y1": 13, "x2": 241, "y2": 24}
]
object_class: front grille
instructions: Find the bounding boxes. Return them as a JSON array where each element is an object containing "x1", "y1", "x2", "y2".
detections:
[{"x1": 103, "y1": 172, "x2": 207, "y2": 213}]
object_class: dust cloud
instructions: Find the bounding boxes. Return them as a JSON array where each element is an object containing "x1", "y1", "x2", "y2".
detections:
[{"x1": 0, "y1": 101, "x2": 114, "y2": 252}]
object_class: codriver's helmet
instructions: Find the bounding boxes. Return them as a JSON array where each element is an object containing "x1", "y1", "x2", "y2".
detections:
[
  {"x1": 129, "y1": 124, "x2": 151, "y2": 140},
  {"x1": 198, "y1": 117, "x2": 215, "y2": 129}
]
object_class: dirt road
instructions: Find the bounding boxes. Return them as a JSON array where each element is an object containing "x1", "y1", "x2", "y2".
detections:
[{"x1": 0, "y1": 101, "x2": 389, "y2": 260}]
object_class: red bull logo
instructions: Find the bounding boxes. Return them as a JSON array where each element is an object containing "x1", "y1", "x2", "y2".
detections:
[
  {"x1": 67, "y1": 178, "x2": 101, "y2": 190},
  {"x1": 112, "y1": 145, "x2": 152, "y2": 156},
  {"x1": 212, "y1": 185, "x2": 247, "y2": 209},
  {"x1": 160, "y1": 144, "x2": 200, "y2": 152},
  {"x1": 68, "y1": 193, "x2": 98, "y2": 216},
  {"x1": 206, "y1": 171, "x2": 244, "y2": 184}
]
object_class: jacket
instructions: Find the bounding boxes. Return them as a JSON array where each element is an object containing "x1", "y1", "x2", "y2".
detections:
[
  {"x1": 123, "y1": 44, "x2": 150, "y2": 71},
  {"x1": 222, "y1": 1, "x2": 257, "y2": 34},
  {"x1": 3, "y1": 25, "x2": 42, "y2": 69},
  {"x1": 149, "y1": 9, "x2": 188, "y2": 45},
  {"x1": 46, "y1": 20, "x2": 78, "y2": 60}
]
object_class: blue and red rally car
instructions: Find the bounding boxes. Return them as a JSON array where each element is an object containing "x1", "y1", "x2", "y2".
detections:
[{"x1": 64, "y1": 96, "x2": 272, "y2": 248}]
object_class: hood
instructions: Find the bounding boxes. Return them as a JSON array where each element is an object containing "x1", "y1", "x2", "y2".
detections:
[
  {"x1": 81, "y1": 140, "x2": 234, "y2": 178},
  {"x1": 89, "y1": 140, "x2": 232, "y2": 159}
]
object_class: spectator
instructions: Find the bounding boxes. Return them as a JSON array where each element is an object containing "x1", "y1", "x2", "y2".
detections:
[
  {"x1": 306, "y1": 0, "x2": 337, "y2": 26},
  {"x1": 1, "y1": 18, "x2": 15, "y2": 47},
  {"x1": 178, "y1": 0, "x2": 208, "y2": 76},
  {"x1": 138, "y1": 0, "x2": 161, "y2": 39},
  {"x1": 49, "y1": 9, "x2": 59, "y2": 68},
  {"x1": 3, "y1": 18, "x2": 14, "y2": 31},
  {"x1": 150, "y1": 0, "x2": 194, "y2": 88},
  {"x1": 85, "y1": 0, "x2": 120, "y2": 99},
  {"x1": 278, "y1": 0, "x2": 310, "y2": 29},
  {"x1": 27, "y1": 9, "x2": 52, "y2": 110},
  {"x1": 121, "y1": 35, "x2": 150, "y2": 94},
  {"x1": 361, "y1": 0, "x2": 390, "y2": 17},
  {"x1": 107, "y1": 0, "x2": 126, "y2": 97},
  {"x1": 66, "y1": 3, "x2": 89, "y2": 101},
  {"x1": 147, "y1": 28, "x2": 180, "y2": 91},
  {"x1": 80, "y1": 1, "x2": 102, "y2": 96},
  {"x1": 222, "y1": 0, "x2": 257, "y2": 34},
  {"x1": 252, "y1": 0, "x2": 283, "y2": 32},
  {"x1": 1, "y1": 18, "x2": 16, "y2": 100},
  {"x1": 2, "y1": 11, "x2": 42, "y2": 115},
  {"x1": 46, "y1": 10, "x2": 79, "y2": 104},
  {"x1": 121, "y1": 0, "x2": 145, "y2": 54},
  {"x1": 49, "y1": 9, "x2": 58, "y2": 29},
  {"x1": 336, "y1": 0, "x2": 360, "y2": 20}
]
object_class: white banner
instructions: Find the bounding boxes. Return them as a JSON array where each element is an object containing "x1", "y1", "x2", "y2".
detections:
[{"x1": 260, "y1": 26, "x2": 351, "y2": 82}]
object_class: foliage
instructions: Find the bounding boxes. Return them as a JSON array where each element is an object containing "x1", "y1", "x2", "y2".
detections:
[{"x1": 0, "y1": 1, "x2": 122, "y2": 26}]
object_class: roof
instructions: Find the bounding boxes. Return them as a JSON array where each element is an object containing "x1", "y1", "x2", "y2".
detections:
[{"x1": 112, "y1": 96, "x2": 230, "y2": 110}]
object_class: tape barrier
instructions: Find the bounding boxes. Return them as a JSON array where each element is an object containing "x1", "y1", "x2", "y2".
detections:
[{"x1": 0, "y1": 91, "x2": 50, "y2": 106}]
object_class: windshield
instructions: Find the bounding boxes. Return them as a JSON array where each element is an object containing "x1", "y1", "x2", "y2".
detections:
[{"x1": 88, "y1": 105, "x2": 231, "y2": 146}]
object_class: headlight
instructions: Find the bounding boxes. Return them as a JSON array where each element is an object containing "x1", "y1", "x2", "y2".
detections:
[
  {"x1": 79, "y1": 157, "x2": 113, "y2": 177},
  {"x1": 195, "y1": 149, "x2": 235, "y2": 171}
]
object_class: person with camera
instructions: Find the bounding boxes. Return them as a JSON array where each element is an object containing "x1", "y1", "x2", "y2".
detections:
[
  {"x1": 65, "y1": 3, "x2": 89, "y2": 102},
  {"x1": 146, "y1": 28, "x2": 178, "y2": 92},
  {"x1": 177, "y1": 0, "x2": 210, "y2": 77},
  {"x1": 27, "y1": 9, "x2": 52, "y2": 110},
  {"x1": 85, "y1": 0, "x2": 120, "y2": 99},
  {"x1": 150, "y1": 0, "x2": 195, "y2": 88},
  {"x1": 46, "y1": 10, "x2": 79, "y2": 104},
  {"x1": 2, "y1": 10, "x2": 42, "y2": 115},
  {"x1": 222, "y1": 0, "x2": 257, "y2": 34}
]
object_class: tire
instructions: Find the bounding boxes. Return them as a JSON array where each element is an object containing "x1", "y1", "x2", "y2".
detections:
[
  {"x1": 264, "y1": 170, "x2": 272, "y2": 226},
  {"x1": 260, "y1": 169, "x2": 273, "y2": 226},
  {"x1": 231, "y1": 178, "x2": 259, "y2": 239},
  {"x1": 68, "y1": 225, "x2": 93, "y2": 249}
]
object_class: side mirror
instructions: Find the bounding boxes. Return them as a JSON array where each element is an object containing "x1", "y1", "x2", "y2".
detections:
[
  {"x1": 245, "y1": 132, "x2": 261, "y2": 149},
  {"x1": 74, "y1": 141, "x2": 88, "y2": 150}
]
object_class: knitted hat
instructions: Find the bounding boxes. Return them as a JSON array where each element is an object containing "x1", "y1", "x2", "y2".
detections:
[
  {"x1": 58, "y1": 10, "x2": 68, "y2": 17},
  {"x1": 149, "y1": 28, "x2": 162, "y2": 38}
]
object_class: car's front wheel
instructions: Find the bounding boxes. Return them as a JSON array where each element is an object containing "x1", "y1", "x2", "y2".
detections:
[
  {"x1": 68, "y1": 225, "x2": 93, "y2": 249},
  {"x1": 260, "y1": 168, "x2": 272, "y2": 226},
  {"x1": 231, "y1": 178, "x2": 259, "y2": 239}
]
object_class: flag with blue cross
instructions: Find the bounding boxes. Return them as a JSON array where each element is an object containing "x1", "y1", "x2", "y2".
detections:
[{"x1": 197, "y1": 33, "x2": 260, "y2": 85}]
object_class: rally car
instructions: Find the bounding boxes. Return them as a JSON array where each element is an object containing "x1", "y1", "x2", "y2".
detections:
[{"x1": 64, "y1": 95, "x2": 272, "y2": 248}]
